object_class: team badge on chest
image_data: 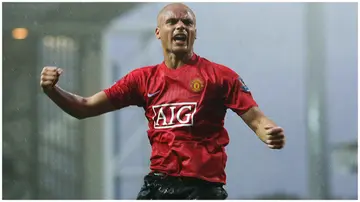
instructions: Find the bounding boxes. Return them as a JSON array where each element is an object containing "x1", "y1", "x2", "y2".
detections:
[{"x1": 190, "y1": 78, "x2": 204, "y2": 93}]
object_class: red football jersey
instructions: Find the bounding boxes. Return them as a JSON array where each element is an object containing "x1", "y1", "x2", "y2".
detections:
[{"x1": 104, "y1": 54, "x2": 258, "y2": 184}]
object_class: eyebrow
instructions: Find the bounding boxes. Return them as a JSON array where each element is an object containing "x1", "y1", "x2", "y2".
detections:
[{"x1": 165, "y1": 16, "x2": 194, "y2": 22}]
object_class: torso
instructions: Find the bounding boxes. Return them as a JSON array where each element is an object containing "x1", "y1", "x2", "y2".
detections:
[{"x1": 139, "y1": 55, "x2": 231, "y2": 183}]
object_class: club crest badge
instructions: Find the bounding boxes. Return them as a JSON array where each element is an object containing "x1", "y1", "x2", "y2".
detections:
[{"x1": 190, "y1": 78, "x2": 204, "y2": 93}]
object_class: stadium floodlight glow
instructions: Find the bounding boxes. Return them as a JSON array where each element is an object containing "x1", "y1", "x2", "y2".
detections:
[{"x1": 12, "y1": 28, "x2": 28, "y2": 40}]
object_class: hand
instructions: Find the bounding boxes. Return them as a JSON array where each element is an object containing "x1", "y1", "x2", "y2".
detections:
[
  {"x1": 263, "y1": 125, "x2": 285, "y2": 149},
  {"x1": 40, "y1": 66, "x2": 63, "y2": 91}
]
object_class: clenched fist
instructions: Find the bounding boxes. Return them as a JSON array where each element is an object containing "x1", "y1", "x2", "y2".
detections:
[
  {"x1": 263, "y1": 125, "x2": 285, "y2": 149},
  {"x1": 40, "y1": 66, "x2": 63, "y2": 91}
]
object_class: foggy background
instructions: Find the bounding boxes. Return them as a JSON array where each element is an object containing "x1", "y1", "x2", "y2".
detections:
[{"x1": 2, "y1": 2, "x2": 357, "y2": 200}]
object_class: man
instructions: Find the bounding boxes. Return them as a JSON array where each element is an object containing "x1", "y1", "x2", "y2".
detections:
[{"x1": 40, "y1": 3, "x2": 285, "y2": 200}]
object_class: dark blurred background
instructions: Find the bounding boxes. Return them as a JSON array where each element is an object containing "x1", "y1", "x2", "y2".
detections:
[{"x1": 3, "y1": 3, "x2": 140, "y2": 199}]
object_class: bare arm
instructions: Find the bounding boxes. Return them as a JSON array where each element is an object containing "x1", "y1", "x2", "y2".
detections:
[
  {"x1": 44, "y1": 86, "x2": 116, "y2": 119},
  {"x1": 241, "y1": 107, "x2": 275, "y2": 139},
  {"x1": 241, "y1": 106, "x2": 285, "y2": 149},
  {"x1": 40, "y1": 66, "x2": 116, "y2": 119}
]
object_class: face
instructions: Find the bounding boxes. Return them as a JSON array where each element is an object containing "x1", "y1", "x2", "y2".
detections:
[{"x1": 155, "y1": 5, "x2": 197, "y2": 55}]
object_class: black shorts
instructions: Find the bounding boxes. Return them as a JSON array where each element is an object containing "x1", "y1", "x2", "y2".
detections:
[{"x1": 136, "y1": 172, "x2": 228, "y2": 200}]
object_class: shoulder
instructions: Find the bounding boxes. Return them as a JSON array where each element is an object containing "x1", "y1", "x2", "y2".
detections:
[
  {"x1": 115, "y1": 64, "x2": 161, "y2": 84},
  {"x1": 127, "y1": 64, "x2": 159, "y2": 78},
  {"x1": 199, "y1": 56, "x2": 239, "y2": 80}
]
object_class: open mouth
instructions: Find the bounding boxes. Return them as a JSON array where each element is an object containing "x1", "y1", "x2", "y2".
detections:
[{"x1": 173, "y1": 34, "x2": 187, "y2": 43}]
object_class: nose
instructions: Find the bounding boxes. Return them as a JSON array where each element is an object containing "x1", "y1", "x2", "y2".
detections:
[{"x1": 175, "y1": 20, "x2": 185, "y2": 31}]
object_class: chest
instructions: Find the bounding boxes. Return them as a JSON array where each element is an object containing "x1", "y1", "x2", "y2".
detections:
[
  {"x1": 143, "y1": 66, "x2": 226, "y2": 130},
  {"x1": 145, "y1": 70, "x2": 220, "y2": 107}
]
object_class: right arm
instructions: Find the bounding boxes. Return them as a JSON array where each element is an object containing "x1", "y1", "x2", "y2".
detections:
[
  {"x1": 40, "y1": 66, "x2": 144, "y2": 119},
  {"x1": 43, "y1": 86, "x2": 115, "y2": 119}
]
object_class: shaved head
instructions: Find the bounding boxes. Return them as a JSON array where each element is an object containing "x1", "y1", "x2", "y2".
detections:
[
  {"x1": 157, "y1": 3, "x2": 196, "y2": 27},
  {"x1": 155, "y1": 3, "x2": 197, "y2": 58}
]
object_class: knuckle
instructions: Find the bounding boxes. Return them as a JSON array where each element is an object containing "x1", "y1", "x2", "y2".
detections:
[{"x1": 44, "y1": 66, "x2": 57, "y2": 71}]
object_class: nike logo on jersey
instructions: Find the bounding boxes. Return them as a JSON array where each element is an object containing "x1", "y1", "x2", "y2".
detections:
[{"x1": 147, "y1": 91, "x2": 160, "y2": 97}]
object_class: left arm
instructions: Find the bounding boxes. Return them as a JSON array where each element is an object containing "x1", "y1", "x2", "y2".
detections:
[
  {"x1": 241, "y1": 107, "x2": 285, "y2": 149},
  {"x1": 222, "y1": 71, "x2": 285, "y2": 149}
]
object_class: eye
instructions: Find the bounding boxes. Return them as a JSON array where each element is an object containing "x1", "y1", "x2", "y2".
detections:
[
  {"x1": 182, "y1": 19, "x2": 193, "y2": 26},
  {"x1": 166, "y1": 18, "x2": 178, "y2": 25}
]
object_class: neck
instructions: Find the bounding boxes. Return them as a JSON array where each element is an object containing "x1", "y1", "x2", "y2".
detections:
[{"x1": 163, "y1": 50, "x2": 193, "y2": 69}]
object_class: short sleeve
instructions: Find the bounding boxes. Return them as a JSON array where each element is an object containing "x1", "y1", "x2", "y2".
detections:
[
  {"x1": 103, "y1": 70, "x2": 145, "y2": 109},
  {"x1": 224, "y1": 76, "x2": 258, "y2": 116}
]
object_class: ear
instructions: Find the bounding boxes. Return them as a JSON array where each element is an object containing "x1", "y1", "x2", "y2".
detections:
[
  {"x1": 155, "y1": 27, "x2": 161, "y2": 39},
  {"x1": 195, "y1": 28, "x2": 197, "y2": 39}
]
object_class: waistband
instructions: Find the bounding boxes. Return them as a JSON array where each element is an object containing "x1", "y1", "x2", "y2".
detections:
[{"x1": 148, "y1": 171, "x2": 225, "y2": 187}]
